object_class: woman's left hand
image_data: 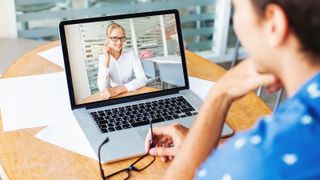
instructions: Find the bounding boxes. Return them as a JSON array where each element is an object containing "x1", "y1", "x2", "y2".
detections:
[
  {"x1": 209, "y1": 58, "x2": 280, "y2": 101},
  {"x1": 101, "y1": 86, "x2": 127, "y2": 99}
]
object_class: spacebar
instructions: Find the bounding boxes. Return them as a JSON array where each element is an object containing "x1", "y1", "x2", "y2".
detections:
[
  {"x1": 131, "y1": 118, "x2": 166, "y2": 127},
  {"x1": 131, "y1": 120, "x2": 149, "y2": 127}
]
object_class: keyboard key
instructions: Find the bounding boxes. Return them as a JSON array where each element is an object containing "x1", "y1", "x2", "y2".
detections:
[
  {"x1": 101, "y1": 129, "x2": 108, "y2": 133},
  {"x1": 121, "y1": 120, "x2": 129, "y2": 125},
  {"x1": 173, "y1": 115, "x2": 180, "y2": 119},
  {"x1": 97, "y1": 120, "x2": 108, "y2": 125},
  {"x1": 164, "y1": 116, "x2": 174, "y2": 121},
  {"x1": 115, "y1": 126, "x2": 122, "y2": 130},
  {"x1": 193, "y1": 112, "x2": 198, "y2": 115},
  {"x1": 175, "y1": 110, "x2": 182, "y2": 114},
  {"x1": 152, "y1": 117, "x2": 165, "y2": 123},
  {"x1": 181, "y1": 108, "x2": 195, "y2": 113},
  {"x1": 94, "y1": 117, "x2": 104, "y2": 122},
  {"x1": 186, "y1": 112, "x2": 193, "y2": 116},
  {"x1": 90, "y1": 112, "x2": 99, "y2": 118},
  {"x1": 99, "y1": 124, "x2": 107, "y2": 128},
  {"x1": 108, "y1": 127, "x2": 115, "y2": 132},
  {"x1": 122, "y1": 124, "x2": 131, "y2": 129},
  {"x1": 107, "y1": 123, "x2": 114, "y2": 127}
]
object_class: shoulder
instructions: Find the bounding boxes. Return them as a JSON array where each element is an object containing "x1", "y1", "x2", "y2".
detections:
[
  {"x1": 195, "y1": 131, "x2": 279, "y2": 180},
  {"x1": 196, "y1": 96, "x2": 320, "y2": 180}
]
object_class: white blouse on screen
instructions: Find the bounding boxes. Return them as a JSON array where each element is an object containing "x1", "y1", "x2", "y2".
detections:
[{"x1": 97, "y1": 48, "x2": 147, "y2": 92}]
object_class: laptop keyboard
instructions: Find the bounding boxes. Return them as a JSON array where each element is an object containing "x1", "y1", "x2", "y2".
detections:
[{"x1": 90, "y1": 96, "x2": 198, "y2": 133}]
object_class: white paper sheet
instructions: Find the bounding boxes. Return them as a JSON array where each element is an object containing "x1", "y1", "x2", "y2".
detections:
[
  {"x1": 0, "y1": 72, "x2": 70, "y2": 131},
  {"x1": 189, "y1": 76, "x2": 215, "y2": 100},
  {"x1": 35, "y1": 111, "x2": 97, "y2": 160},
  {"x1": 34, "y1": 76, "x2": 215, "y2": 160},
  {"x1": 37, "y1": 46, "x2": 64, "y2": 68}
]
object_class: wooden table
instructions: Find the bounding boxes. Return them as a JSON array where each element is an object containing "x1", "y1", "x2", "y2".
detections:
[{"x1": 0, "y1": 41, "x2": 272, "y2": 180}]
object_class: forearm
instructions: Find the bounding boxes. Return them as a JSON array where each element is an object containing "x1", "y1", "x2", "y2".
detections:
[
  {"x1": 164, "y1": 90, "x2": 232, "y2": 179},
  {"x1": 104, "y1": 56, "x2": 110, "y2": 68}
]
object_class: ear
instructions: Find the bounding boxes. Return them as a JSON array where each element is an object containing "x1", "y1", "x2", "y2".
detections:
[{"x1": 263, "y1": 4, "x2": 289, "y2": 47}]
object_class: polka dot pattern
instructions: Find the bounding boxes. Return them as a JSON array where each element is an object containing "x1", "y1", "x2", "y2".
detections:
[
  {"x1": 233, "y1": 138, "x2": 246, "y2": 150},
  {"x1": 198, "y1": 169, "x2": 207, "y2": 178},
  {"x1": 221, "y1": 174, "x2": 232, "y2": 180},
  {"x1": 301, "y1": 115, "x2": 313, "y2": 125},
  {"x1": 282, "y1": 154, "x2": 298, "y2": 165},
  {"x1": 307, "y1": 83, "x2": 320, "y2": 98},
  {"x1": 250, "y1": 135, "x2": 262, "y2": 145}
]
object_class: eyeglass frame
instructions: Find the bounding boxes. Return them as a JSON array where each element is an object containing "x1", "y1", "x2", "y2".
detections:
[
  {"x1": 107, "y1": 36, "x2": 127, "y2": 42},
  {"x1": 98, "y1": 137, "x2": 156, "y2": 180},
  {"x1": 105, "y1": 154, "x2": 155, "y2": 179}
]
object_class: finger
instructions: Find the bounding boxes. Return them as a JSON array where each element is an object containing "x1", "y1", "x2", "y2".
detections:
[
  {"x1": 164, "y1": 140, "x2": 173, "y2": 148},
  {"x1": 265, "y1": 83, "x2": 282, "y2": 94},
  {"x1": 100, "y1": 92, "x2": 106, "y2": 99},
  {"x1": 145, "y1": 129, "x2": 163, "y2": 152},
  {"x1": 106, "y1": 46, "x2": 111, "y2": 53},
  {"x1": 102, "y1": 94, "x2": 110, "y2": 100},
  {"x1": 145, "y1": 125, "x2": 182, "y2": 152},
  {"x1": 147, "y1": 134, "x2": 169, "y2": 152},
  {"x1": 101, "y1": 90, "x2": 111, "y2": 100},
  {"x1": 157, "y1": 136, "x2": 170, "y2": 145},
  {"x1": 156, "y1": 138, "x2": 172, "y2": 148},
  {"x1": 152, "y1": 125, "x2": 181, "y2": 137},
  {"x1": 149, "y1": 147, "x2": 175, "y2": 156},
  {"x1": 160, "y1": 142, "x2": 169, "y2": 162},
  {"x1": 145, "y1": 125, "x2": 174, "y2": 151},
  {"x1": 160, "y1": 156, "x2": 167, "y2": 162},
  {"x1": 250, "y1": 74, "x2": 277, "y2": 90},
  {"x1": 145, "y1": 129, "x2": 152, "y2": 152}
]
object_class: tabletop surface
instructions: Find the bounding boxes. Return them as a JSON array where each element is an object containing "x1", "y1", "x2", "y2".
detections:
[
  {"x1": 80, "y1": 86, "x2": 160, "y2": 104},
  {"x1": 0, "y1": 41, "x2": 272, "y2": 180}
]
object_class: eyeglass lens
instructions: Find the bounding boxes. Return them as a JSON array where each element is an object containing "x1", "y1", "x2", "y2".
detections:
[
  {"x1": 105, "y1": 154, "x2": 155, "y2": 180},
  {"x1": 106, "y1": 169, "x2": 130, "y2": 180},
  {"x1": 130, "y1": 154, "x2": 155, "y2": 171},
  {"x1": 109, "y1": 36, "x2": 126, "y2": 42}
]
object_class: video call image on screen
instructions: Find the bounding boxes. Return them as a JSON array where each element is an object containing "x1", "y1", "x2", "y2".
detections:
[{"x1": 64, "y1": 14, "x2": 185, "y2": 105}]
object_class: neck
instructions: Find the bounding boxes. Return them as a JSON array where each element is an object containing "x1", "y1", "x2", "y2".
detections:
[
  {"x1": 277, "y1": 52, "x2": 320, "y2": 97},
  {"x1": 112, "y1": 50, "x2": 122, "y2": 60}
]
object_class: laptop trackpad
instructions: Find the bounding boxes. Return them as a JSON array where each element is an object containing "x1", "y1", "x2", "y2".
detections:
[{"x1": 137, "y1": 129, "x2": 149, "y2": 142}]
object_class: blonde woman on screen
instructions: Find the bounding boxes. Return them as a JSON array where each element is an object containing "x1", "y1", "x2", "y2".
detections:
[{"x1": 97, "y1": 22, "x2": 147, "y2": 99}]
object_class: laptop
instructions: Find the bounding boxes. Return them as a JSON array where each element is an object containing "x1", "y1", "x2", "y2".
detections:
[{"x1": 59, "y1": 9, "x2": 233, "y2": 163}]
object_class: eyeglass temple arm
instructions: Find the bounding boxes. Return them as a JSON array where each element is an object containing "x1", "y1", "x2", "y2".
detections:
[{"x1": 98, "y1": 137, "x2": 109, "y2": 180}]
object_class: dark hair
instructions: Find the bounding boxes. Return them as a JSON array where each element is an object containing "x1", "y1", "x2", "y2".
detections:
[{"x1": 251, "y1": 0, "x2": 320, "y2": 58}]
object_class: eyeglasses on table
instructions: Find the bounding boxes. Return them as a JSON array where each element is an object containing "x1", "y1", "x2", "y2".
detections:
[{"x1": 98, "y1": 137, "x2": 156, "y2": 180}]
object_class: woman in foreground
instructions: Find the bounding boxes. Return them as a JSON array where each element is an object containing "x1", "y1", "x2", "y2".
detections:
[{"x1": 145, "y1": 0, "x2": 320, "y2": 179}]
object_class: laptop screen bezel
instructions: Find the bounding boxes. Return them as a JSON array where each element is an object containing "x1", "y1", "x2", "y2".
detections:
[{"x1": 59, "y1": 9, "x2": 190, "y2": 110}]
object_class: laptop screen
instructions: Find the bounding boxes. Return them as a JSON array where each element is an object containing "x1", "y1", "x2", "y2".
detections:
[{"x1": 62, "y1": 11, "x2": 187, "y2": 106}]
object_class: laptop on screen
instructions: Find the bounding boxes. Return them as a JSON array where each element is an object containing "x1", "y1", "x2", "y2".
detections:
[{"x1": 59, "y1": 9, "x2": 233, "y2": 163}]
